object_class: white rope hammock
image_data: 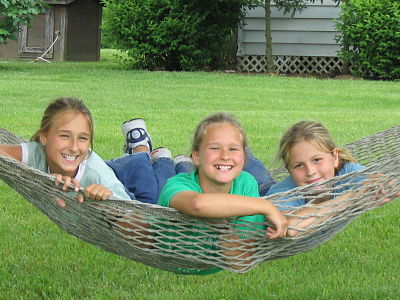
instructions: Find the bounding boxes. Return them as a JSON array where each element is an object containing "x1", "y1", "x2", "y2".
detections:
[{"x1": 0, "y1": 126, "x2": 399, "y2": 274}]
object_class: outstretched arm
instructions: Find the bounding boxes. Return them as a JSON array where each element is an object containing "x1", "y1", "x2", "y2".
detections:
[
  {"x1": 0, "y1": 145, "x2": 22, "y2": 161},
  {"x1": 169, "y1": 191, "x2": 287, "y2": 272},
  {"x1": 170, "y1": 191, "x2": 288, "y2": 239},
  {"x1": 285, "y1": 174, "x2": 400, "y2": 236},
  {"x1": 285, "y1": 202, "x2": 339, "y2": 237}
]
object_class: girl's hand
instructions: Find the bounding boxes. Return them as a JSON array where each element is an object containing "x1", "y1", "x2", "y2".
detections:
[
  {"x1": 52, "y1": 174, "x2": 81, "y2": 192},
  {"x1": 356, "y1": 174, "x2": 400, "y2": 207},
  {"x1": 264, "y1": 207, "x2": 288, "y2": 239},
  {"x1": 52, "y1": 174, "x2": 83, "y2": 205},
  {"x1": 83, "y1": 184, "x2": 112, "y2": 201},
  {"x1": 371, "y1": 176, "x2": 400, "y2": 206}
]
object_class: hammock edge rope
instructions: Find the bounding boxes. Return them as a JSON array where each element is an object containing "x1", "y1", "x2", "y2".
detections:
[{"x1": 0, "y1": 127, "x2": 399, "y2": 274}]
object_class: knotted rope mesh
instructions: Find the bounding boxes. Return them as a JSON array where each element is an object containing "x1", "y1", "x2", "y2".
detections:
[{"x1": 0, "y1": 127, "x2": 399, "y2": 274}]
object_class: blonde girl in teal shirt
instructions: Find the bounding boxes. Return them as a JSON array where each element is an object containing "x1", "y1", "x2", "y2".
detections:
[{"x1": 158, "y1": 112, "x2": 288, "y2": 274}]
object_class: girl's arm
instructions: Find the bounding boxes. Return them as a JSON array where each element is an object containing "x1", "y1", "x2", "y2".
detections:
[
  {"x1": 171, "y1": 191, "x2": 278, "y2": 217},
  {"x1": 0, "y1": 145, "x2": 112, "y2": 202},
  {"x1": 285, "y1": 203, "x2": 335, "y2": 237},
  {"x1": 285, "y1": 174, "x2": 400, "y2": 236},
  {"x1": 0, "y1": 145, "x2": 22, "y2": 161},
  {"x1": 170, "y1": 191, "x2": 288, "y2": 239}
]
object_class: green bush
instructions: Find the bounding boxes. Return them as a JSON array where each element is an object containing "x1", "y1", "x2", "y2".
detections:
[
  {"x1": 0, "y1": 0, "x2": 45, "y2": 44},
  {"x1": 336, "y1": 0, "x2": 400, "y2": 79},
  {"x1": 102, "y1": 0, "x2": 252, "y2": 71},
  {"x1": 100, "y1": 7, "x2": 116, "y2": 49}
]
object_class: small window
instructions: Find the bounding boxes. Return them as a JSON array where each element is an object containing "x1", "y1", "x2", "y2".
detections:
[{"x1": 18, "y1": 7, "x2": 55, "y2": 58}]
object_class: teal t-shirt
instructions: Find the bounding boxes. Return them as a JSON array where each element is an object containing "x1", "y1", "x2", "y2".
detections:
[
  {"x1": 158, "y1": 170, "x2": 265, "y2": 275},
  {"x1": 21, "y1": 142, "x2": 131, "y2": 200}
]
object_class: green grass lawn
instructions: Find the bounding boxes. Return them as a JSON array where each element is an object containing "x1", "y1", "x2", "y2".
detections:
[{"x1": 0, "y1": 50, "x2": 399, "y2": 299}]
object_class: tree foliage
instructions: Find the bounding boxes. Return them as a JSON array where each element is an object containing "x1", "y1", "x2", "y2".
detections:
[
  {"x1": 102, "y1": 0, "x2": 258, "y2": 71},
  {"x1": 336, "y1": 0, "x2": 400, "y2": 79},
  {"x1": 0, "y1": 0, "x2": 45, "y2": 44}
]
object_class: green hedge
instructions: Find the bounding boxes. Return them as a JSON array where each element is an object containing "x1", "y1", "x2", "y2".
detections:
[
  {"x1": 336, "y1": 0, "x2": 400, "y2": 79},
  {"x1": 102, "y1": 0, "x2": 252, "y2": 71}
]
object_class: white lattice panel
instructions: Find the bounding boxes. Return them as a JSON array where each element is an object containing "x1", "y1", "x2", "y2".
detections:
[{"x1": 237, "y1": 55, "x2": 345, "y2": 75}]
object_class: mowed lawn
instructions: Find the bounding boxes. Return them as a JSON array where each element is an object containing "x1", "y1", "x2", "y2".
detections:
[{"x1": 0, "y1": 50, "x2": 399, "y2": 299}]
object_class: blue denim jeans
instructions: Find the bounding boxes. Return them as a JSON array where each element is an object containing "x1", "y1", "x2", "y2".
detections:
[
  {"x1": 243, "y1": 151, "x2": 275, "y2": 197},
  {"x1": 106, "y1": 149, "x2": 275, "y2": 204},
  {"x1": 106, "y1": 153, "x2": 192, "y2": 204}
]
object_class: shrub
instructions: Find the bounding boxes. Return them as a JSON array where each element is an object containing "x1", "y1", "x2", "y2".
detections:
[
  {"x1": 100, "y1": 7, "x2": 116, "y2": 49},
  {"x1": 336, "y1": 0, "x2": 400, "y2": 79},
  {"x1": 102, "y1": 0, "x2": 252, "y2": 71},
  {"x1": 0, "y1": 0, "x2": 45, "y2": 44}
]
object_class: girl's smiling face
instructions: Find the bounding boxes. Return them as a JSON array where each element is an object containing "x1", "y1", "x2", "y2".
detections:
[
  {"x1": 192, "y1": 122, "x2": 245, "y2": 193},
  {"x1": 287, "y1": 139, "x2": 339, "y2": 187},
  {"x1": 39, "y1": 111, "x2": 91, "y2": 178}
]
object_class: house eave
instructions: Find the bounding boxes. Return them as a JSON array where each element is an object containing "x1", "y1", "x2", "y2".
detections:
[
  {"x1": 44, "y1": 0, "x2": 101, "y2": 5},
  {"x1": 44, "y1": 0, "x2": 77, "y2": 4}
]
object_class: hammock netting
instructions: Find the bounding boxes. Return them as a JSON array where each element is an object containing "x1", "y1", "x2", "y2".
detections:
[{"x1": 0, "y1": 127, "x2": 399, "y2": 274}]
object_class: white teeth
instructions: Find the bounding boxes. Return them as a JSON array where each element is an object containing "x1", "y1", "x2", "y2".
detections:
[
  {"x1": 63, "y1": 154, "x2": 77, "y2": 161},
  {"x1": 216, "y1": 165, "x2": 231, "y2": 171}
]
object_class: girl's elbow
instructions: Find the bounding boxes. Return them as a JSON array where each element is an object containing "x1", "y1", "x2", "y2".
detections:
[
  {"x1": 188, "y1": 198, "x2": 206, "y2": 216},
  {"x1": 172, "y1": 193, "x2": 207, "y2": 217}
]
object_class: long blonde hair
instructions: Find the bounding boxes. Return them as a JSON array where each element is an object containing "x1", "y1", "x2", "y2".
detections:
[
  {"x1": 31, "y1": 97, "x2": 94, "y2": 149},
  {"x1": 192, "y1": 112, "x2": 249, "y2": 160},
  {"x1": 277, "y1": 121, "x2": 356, "y2": 170}
]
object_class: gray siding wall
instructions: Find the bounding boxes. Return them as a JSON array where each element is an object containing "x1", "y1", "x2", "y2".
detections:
[{"x1": 237, "y1": 0, "x2": 341, "y2": 57}]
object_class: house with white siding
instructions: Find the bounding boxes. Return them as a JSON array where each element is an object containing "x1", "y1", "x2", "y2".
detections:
[{"x1": 237, "y1": 0, "x2": 344, "y2": 74}]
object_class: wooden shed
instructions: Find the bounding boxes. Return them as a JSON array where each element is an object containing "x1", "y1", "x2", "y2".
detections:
[
  {"x1": 237, "y1": 0, "x2": 344, "y2": 74},
  {"x1": 0, "y1": 0, "x2": 102, "y2": 61}
]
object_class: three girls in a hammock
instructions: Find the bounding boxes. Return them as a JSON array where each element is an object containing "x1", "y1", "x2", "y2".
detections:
[{"x1": 0, "y1": 97, "x2": 397, "y2": 242}]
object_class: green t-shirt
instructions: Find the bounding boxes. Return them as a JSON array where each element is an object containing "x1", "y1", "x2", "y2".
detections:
[{"x1": 158, "y1": 170, "x2": 265, "y2": 275}]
